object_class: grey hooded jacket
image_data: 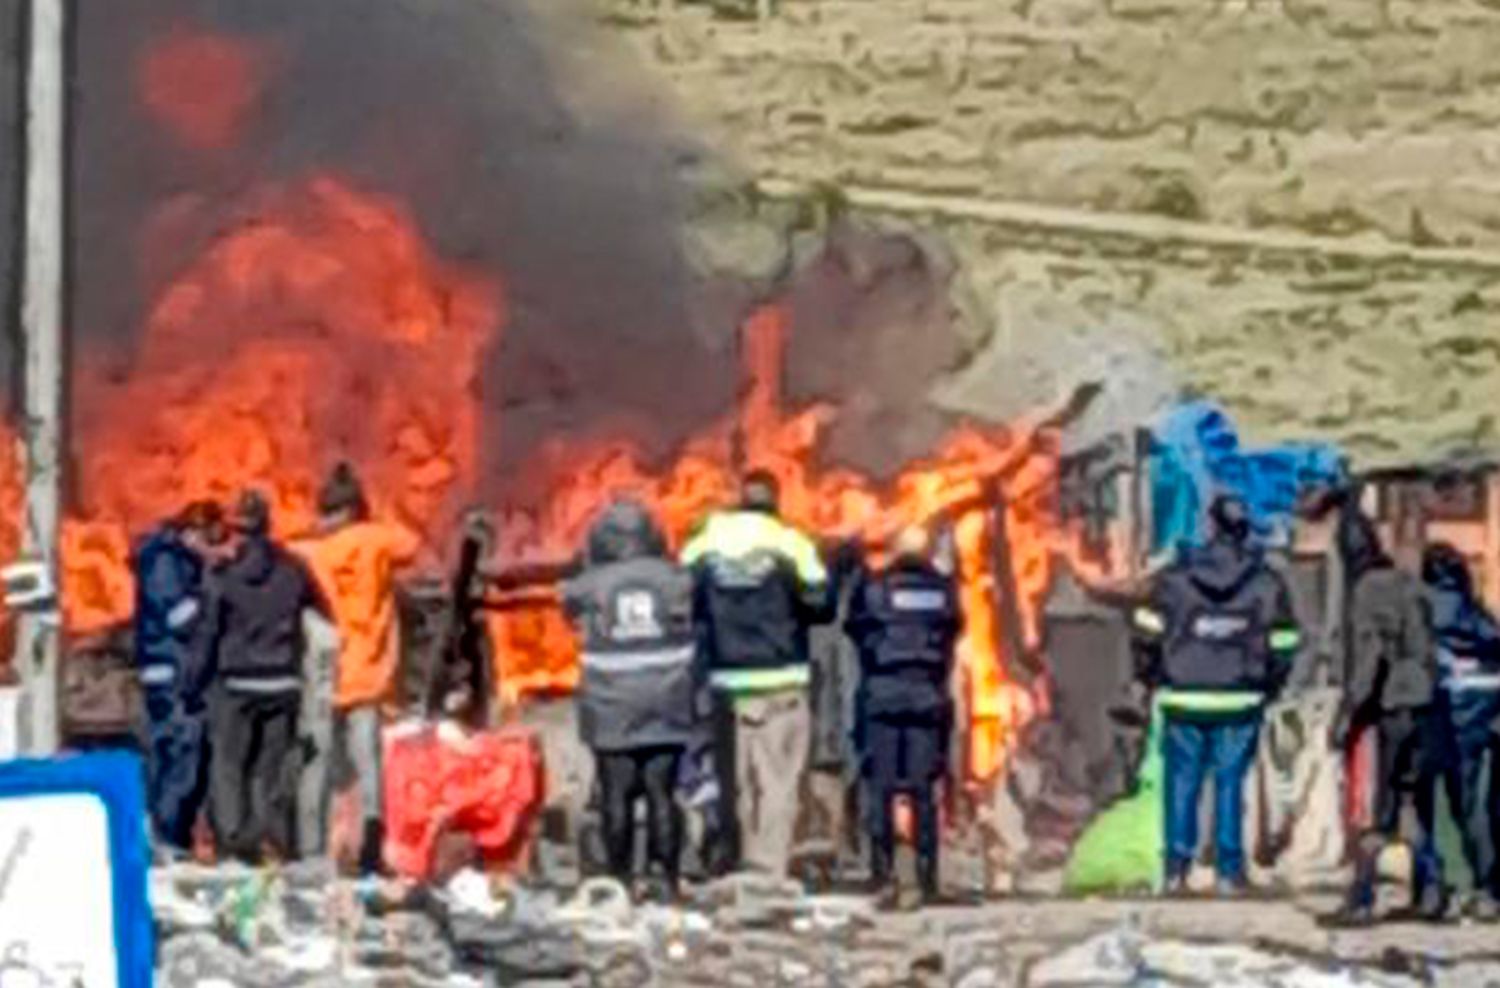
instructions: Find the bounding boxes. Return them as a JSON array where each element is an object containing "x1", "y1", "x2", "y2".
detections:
[
  {"x1": 563, "y1": 501, "x2": 699, "y2": 752},
  {"x1": 1136, "y1": 538, "x2": 1299, "y2": 696}
]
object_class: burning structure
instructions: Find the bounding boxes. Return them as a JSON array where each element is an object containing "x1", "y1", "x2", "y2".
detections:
[{"x1": 0, "y1": 0, "x2": 1124, "y2": 789}]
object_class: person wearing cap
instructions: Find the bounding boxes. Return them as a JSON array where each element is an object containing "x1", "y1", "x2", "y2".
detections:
[
  {"x1": 293, "y1": 463, "x2": 422, "y2": 875},
  {"x1": 191, "y1": 490, "x2": 329, "y2": 863},
  {"x1": 563, "y1": 499, "x2": 697, "y2": 900},
  {"x1": 1131, "y1": 494, "x2": 1300, "y2": 896},
  {"x1": 681, "y1": 469, "x2": 835, "y2": 877},
  {"x1": 845, "y1": 526, "x2": 961, "y2": 905},
  {"x1": 132, "y1": 500, "x2": 228, "y2": 857}
]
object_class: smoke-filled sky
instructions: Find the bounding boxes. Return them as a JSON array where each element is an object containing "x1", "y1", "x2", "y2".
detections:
[
  {"x1": 70, "y1": 0, "x2": 748, "y2": 488},
  {"x1": 43, "y1": 0, "x2": 987, "y2": 511}
]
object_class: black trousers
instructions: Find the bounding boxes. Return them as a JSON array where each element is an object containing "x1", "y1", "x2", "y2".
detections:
[
  {"x1": 701, "y1": 690, "x2": 739, "y2": 877},
  {"x1": 1349, "y1": 707, "x2": 1443, "y2": 907},
  {"x1": 210, "y1": 688, "x2": 301, "y2": 862},
  {"x1": 595, "y1": 745, "x2": 684, "y2": 887},
  {"x1": 862, "y1": 719, "x2": 943, "y2": 889},
  {"x1": 1443, "y1": 691, "x2": 1500, "y2": 897}
]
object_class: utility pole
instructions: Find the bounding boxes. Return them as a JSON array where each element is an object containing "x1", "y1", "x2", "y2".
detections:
[{"x1": 14, "y1": 0, "x2": 67, "y2": 755}]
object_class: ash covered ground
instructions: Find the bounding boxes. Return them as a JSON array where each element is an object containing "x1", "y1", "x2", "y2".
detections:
[{"x1": 153, "y1": 861, "x2": 1500, "y2": 988}]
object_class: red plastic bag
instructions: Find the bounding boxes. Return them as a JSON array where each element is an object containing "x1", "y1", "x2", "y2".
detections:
[{"x1": 383, "y1": 724, "x2": 544, "y2": 880}]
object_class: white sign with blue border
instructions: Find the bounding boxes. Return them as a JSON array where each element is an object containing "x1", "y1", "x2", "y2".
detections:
[{"x1": 0, "y1": 752, "x2": 153, "y2": 988}]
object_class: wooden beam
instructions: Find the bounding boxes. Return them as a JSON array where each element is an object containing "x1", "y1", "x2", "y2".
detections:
[
  {"x1": 754, "y1": 178, "x2": 1500, "y2": 273},
  {"x1": 1107, "y1": 465, "x2": 1131, "y2": 580},
  {"x1": 425, "y1": 517, "x2": 493, "y2": 727},
  {"x1": 1130, "y1": 428, "x2": 1155, "y2": 575},
  {"x1": 987, "y1": 479, "x2": 1035, "y2": 684}
]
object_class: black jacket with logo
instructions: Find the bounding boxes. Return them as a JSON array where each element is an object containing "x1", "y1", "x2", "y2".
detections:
[
  {"x1": 564, "y1": 502, "x2": 698, "y2": 752},
  {"x1": 680, "y1": 509, "x2": 834, "y2": 674},
  {"x1": 1134, "y1": 538, "x2": 1299, "y2": 696},
  {"x1": 845, "y1": 555, "x2": 961, "y2": 728}
]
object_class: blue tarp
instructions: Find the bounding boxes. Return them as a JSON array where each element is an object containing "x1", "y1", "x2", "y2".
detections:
[
  {"x1": 1065, "y1": 403, "x2": 1346, "y2": 895},
  {"x1": 1150, "y1": 401, "x2": 1345, "y2": 554}
]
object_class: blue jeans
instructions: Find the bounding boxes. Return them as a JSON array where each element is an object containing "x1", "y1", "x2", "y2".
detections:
[
  {"x1": 1163, "y1": 713, "x2": 1261, "y2": 881},
  {"x1": 141, "y1": 686, "x2": 210, "y2": 851}
]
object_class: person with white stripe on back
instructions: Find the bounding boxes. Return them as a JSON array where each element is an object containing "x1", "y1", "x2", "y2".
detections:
[
  {"x1": 1426, "y1": 543, "x2": 1500, "y2": 922},
  {"x1": 563, "y1": 500, "x2": 699, "y2": 902}
]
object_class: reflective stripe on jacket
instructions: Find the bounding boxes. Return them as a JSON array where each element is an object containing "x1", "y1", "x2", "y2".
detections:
[
  {"x1": 1133, "y1": 540, "x2": 1299, "y2": 695},
  {"x1": 564, "y1": 546, "x2": 699, "y2": 752},
  {"x1": 681, "y1": 510, "x2": 831, "y2": 674}
]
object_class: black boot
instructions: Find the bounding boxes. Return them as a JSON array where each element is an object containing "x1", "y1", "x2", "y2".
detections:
[
  {"x1": 1321, "y1": 880, "x2": 1377, "y2": 929},
  {"x1": 868, "y1": 846, "x2": 894, "y2": 898},
  {"x1": 1411, "y1": 881, "x2": 1450, "y2": 924},
  {"x1": 358, "y1": 818, "x2": 385, "y2": 878},
  {"x1": 918, "y1": 855, "x2": 941, "y2": 905},
  {"x1": 1321, "y1": 836, "x2": 1380, "y2": 928}
]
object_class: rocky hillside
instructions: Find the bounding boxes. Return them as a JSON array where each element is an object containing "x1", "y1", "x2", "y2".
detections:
[
  {"x1": 591, "y1": 0, "x2": 1500, "y2": 468},
  {"x1": 601, "y1": 0, "x2": 1500, "y2": 251}
]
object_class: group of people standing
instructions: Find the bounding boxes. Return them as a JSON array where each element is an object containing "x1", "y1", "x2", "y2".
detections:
[
  {"x1": 563, "y1": 470, "x2": 961, "y2": 903},
  {"x1": 132, "y1": 464, "x2": 963, "y2": 903},
  {"x1": 1331, "y1": 507, "x2": 1500, "y2": 924},
  {"x1": 133, "y1": 464, "x2": 418, "y2": 871},
  {"x1": 133, "y1": 459, "x2": 1500, "y2": 918},
  {"x1": 1133, "y1": 491, "x2": 1500, "y2": 922}
]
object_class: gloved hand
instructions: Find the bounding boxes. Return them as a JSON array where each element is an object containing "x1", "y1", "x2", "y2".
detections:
[{"x1": 830, "y1": 537, "x2": 865, "y2": 576}]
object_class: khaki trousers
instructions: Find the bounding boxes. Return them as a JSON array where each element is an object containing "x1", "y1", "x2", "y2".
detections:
[{"x1": 728, "y1": 689, "x2": 811, "y2": 874}]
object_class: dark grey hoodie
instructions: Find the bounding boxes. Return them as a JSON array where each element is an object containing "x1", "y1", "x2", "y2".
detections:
[
  {"x1": 563, "y1": 502, "x2": 698, "y2": 752},
  {"x1": 1346, "y1": 565, "x2": 1434, "y2": 716},
  {"x1": 191, "y1": 535, "x2": 328, "y2": 695},
  {"x1": 1138, "y1": 538, "x2": 1299, "y2": 695}
]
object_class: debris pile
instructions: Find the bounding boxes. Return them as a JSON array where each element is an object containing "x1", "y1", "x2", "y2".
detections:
[{"x1": 150, "y1": 863, "x2": 1500, "y2": 987}]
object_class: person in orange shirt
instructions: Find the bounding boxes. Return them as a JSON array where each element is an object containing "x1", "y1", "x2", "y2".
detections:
[{"x1": 297, "y1": 462, "x2": 422, "y2": 875}]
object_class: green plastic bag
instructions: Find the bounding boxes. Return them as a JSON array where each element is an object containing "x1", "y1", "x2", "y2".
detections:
[{"x1": 1062, "y1": 699, "x2": 1165, "y2": 896}]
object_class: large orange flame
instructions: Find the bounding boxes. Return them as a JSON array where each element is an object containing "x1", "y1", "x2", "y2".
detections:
[
  {"x1": 0, "y1": 22, "x2": 1085, "y2": 785},
  {"x1": 489, "y1": 305, "x2": 1062, "y2": 780},
  {"x1": 0, "y1": 174, "x2": 1065, "y2": 781},
  {"x1": 64, "y1": 175, "x2": 499, "y2": 633},
  {"x1": 0, "y1": 193, "x2": 1072, "y2": 781}
]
